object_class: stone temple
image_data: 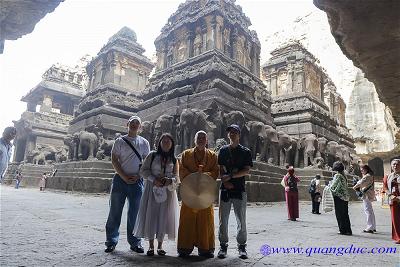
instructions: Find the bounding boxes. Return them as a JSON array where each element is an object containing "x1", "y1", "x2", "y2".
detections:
[
  {"x1": 5, "y1": 0, "x2": 360, "y2": 201},
  {"x1": 262, "y1": 42, "x2": 355, "y2": 168}
]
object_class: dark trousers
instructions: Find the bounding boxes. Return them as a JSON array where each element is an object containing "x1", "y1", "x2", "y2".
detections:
[
  {"x1": 105, "y1": 174, "x2": 143, "y2": 247},
  {"x1": 333, "y1": 195, "x2": 352, "y2": 234},
  {"x1": 311, "y1": 192, "x2": 321, "y2": 213}
]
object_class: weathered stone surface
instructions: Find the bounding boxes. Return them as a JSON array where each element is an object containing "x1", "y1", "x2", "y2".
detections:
[
  {"x1": 314, "y1": 0, "x2": 400, "y2": 128},
  {"x1": 346, "y1": 70, "x2": 398, "y2": 154},
  {"x1": 12, "y1": 58, "x2": 88, "y2": 164},
  {"x1": 263, "y1": 42, "x2": 355, "y2": 168},
  {"x1": 0, "y1": 0, "x2": 63, "y2": 53}
]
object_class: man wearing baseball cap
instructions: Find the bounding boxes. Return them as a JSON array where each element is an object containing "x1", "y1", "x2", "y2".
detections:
[
  {"x1": 104, "y1": 115, "x2": 150, "y2": 253},
  {"x1": 217, "y1": 124, "x2": 253, "y2": 259}
]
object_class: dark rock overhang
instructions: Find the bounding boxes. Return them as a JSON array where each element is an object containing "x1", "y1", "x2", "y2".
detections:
[{"x1": 313, "y1": 0, "x2": 400, "y2": 127}]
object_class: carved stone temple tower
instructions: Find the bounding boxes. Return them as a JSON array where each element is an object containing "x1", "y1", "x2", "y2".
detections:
[
  {"x1": 12, "y1": 60, "x2": 87, "y2": 163},
  {"x1": 262, "y1": 42, "x2": 354, "y2": 149},
  {"x1": 138, "y1": 0, "x2": 273, "y2": 148},
  {"x1": 69, "y1": 27, "x2": 154, "y2": 137}
]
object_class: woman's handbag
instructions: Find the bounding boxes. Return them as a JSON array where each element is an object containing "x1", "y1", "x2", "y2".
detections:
[{"x1": 322, "y1": 186, "x2": 334, "y2": 213}]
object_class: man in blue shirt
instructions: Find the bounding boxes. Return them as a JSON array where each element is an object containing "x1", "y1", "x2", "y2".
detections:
[
  {"x1": 217, "y1": 124, "x2": 253, "y2": 259},
  {"x1": 0, "y1": 127, "x2": 17, "y2": 183}
]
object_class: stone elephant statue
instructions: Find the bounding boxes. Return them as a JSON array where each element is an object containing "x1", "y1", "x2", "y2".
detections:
[
  {"x1": 77, "y1": 130, "x2": 98, "y2": 160},
  {"x1": 178, "y1": 108, "x2": 214, "y2": 151},
  {"x1": 246, "y1": 121, "x2": 264, "y2": 159},
  {"x1": 277, "y1": 131, "x2": 295, "y2": 167},
  {"x1": 326, "y1": 141, "x2": 340, "y2": 167},
  {"x1": 29, "y1": 149, "x2": 46, "y2": 165},
  {"x1": 223, "y1": 110, "x2": 248, "y2": 147},
  {"x1": 300, "y1": 134, "x2": 318, "y2": 167},
  {"x1": 316, "y1": 137, "x2": 328, "y2": 164},
  {"x1": 64, "y1": 134, "x2": 79, "y2": 161},
  {"x1": 337, "y1": 144, "x2": 351, "y2": 171},
  {"x1": 154, "y1": 115, "x2": 175, "y2": 149},
  {"x1": 258, "y1": 125, "x2": 279, "y2": 164},
  {"x1": 141, "y1": 121, "x2": 154, "y2": 149},
  {"x1": 55, "y1": 147, "x2": 68, "y2": 163}
]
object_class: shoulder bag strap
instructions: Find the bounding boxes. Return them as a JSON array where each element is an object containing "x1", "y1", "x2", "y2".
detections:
[{"x1": 122, "y1": 137, "x2": 142, "y2": 162}]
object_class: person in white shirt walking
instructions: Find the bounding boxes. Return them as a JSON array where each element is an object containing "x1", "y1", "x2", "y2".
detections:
[{"x1": 353, "y1": 165, "x2": 376, "y2": 233}]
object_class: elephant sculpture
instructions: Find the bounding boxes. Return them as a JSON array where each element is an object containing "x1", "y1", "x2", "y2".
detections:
[
  {"x1": 140, "y1": 121, "x2": 154, "y2": 149},
  {"x1": 326, "y1": 141, "x2": 339, "y2": 167},
  {"x1": 337, "y1": 144, "x2": 351, "y2": 171},
  {"x1": 154, "y1": 115, "x2": 175, "y2": 149},
  {"x1": 223, "y1": 111, "x2": 248, "y2": 147},
  {"x1": 96, "y1": 133, "x2": 114, "y2": 160},
  {"x1": 316, "y1": 137, "x2": 328, "y2": 162},
  {"x1": 277, "y1": 131, "x2": 294, "y2": 167},
  {"x1": 64, "y1": 134, "x2": 79, "y2": 161},
  {"x1": 28, "y1": 149, "x2": 46, "y2": 165},
  {"x1": 77, "y1": 130, "x2": 98, "y2": 160},
  {"x1": 246, "y1": 121, "x2": 264, "y2": 159},
  {"x1": 258, "y1": 125, "x2": 279, "y2": 164},
  {"x1": 55, "y1": 147, "x2": 68, "y2": 163},
  {"x1": 178, "y1": 108, "x2": 214, "y2": 151},
  {"x1": 300, "y1": 134, "x2": 318, "y2": 167}
]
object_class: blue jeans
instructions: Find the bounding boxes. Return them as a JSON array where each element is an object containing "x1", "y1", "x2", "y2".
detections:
[{"x1": 105, "y1": 174, "x2": 143, "y2": 247}]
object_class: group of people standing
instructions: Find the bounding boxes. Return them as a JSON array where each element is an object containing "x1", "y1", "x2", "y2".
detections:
[{"x1": 104, "y1": 116, "x2": 252, "y2": 259}]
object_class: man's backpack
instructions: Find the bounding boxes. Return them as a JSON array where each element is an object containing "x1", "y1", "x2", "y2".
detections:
[{"x1": 309, "y1": 180, "x2": 316, "y2": 194}]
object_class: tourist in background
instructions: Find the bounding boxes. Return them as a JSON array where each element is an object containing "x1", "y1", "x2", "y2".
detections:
[
  {"x1": 330, "y1": 161, "x2": 352, "y2": 235},
  {"x1": 309, "y1": 174, "x2": 322, "y2": 214},
  {"x1": 104, "y1": 115, "x2": 150, "y2": 253},
  {"x1": 282, "y1": 166, "x2": 300, "y2": 221},
  {"x1": 39, "y1": 172, "x2": 47, "y2": 191},
  {"x1": 0, "y1": 126, "x2": 17, "y2": 184},
  {"x1": 383, "y1": 159, "x2": 400, "y2": 244},
  {"x1": 177, "y1": 131, "x2": 219, "y2": 258},
  {"x1": 14, "y1": 170, "x2": 22, "y2": 189},
  {"x1": 134, "y1": 133, "x2": 179, "y2": 256},
  {"x1": 217, "y1": 124, "x2": 253, "y2": 259},
  {"x1": 353, "y1": 164, "x2": 376, "y2": 233}
]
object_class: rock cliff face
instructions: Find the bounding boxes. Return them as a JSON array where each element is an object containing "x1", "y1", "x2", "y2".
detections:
[
  {"x1": 313, "y1": 0, "x2": 400, "y2": 128},
  {"x1": 263, "y1": 11, "x2": 398, "y2": 153},
  {"x1": 346, "y1": 70, "x2": 398, "y2": 154},
  {"x1": 0, "y1": 0, "x2": 63, "y2": 53},
  {"x1": 263, "y1": 11, "x2": 356, "y2": 103}
]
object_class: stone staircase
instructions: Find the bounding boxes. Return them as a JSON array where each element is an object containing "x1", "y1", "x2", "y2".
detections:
[
  {"x1": 46, "y1": 161, "x2": 115, "y2": 193},
  {"x1": 3, "y1": 160, "x2": 359, "y2": 202},
  {"x1": 2, "y1": 163, "x2": 53, "y2": 188}
]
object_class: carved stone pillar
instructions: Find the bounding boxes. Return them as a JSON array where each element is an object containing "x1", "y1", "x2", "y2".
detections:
[
  {"x1": 270, "y1": 72, "x2": 278, "y2": 96},
  {"x1": 232, "y1": 28, "x2": 239, "y2": 61},
  {"x1": 40, "y1": 94, "x2": 53, "y2": 113},
  {"x1": 187, "y1": 28, "x2": 195, "y2": 58},
  {"x1": 201, "y1": 23, "x2": 208, "y2": 52},
  {"x1": 163, "y1": 44, "x2": 168, "y2": 69},
  {"x1": 211, "y1": 16, "x2": 217, "y2": 49},
  {"x1": 27, "y1": 102, "x2": 36, "y2": 112}
]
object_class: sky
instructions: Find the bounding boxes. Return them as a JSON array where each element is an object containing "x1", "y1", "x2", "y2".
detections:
[{"x1": 0, "y1": 0, "x2": 334, "y2": 133}]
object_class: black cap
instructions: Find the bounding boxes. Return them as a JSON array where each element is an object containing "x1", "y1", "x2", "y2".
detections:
[{"x1": 226, "y1": 124, "x2": 241, "y2": 134}]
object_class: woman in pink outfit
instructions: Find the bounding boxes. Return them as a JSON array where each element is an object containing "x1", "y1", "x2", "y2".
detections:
[{"x1": 282, "y1": 166, "x2": 300, "y2": 221}]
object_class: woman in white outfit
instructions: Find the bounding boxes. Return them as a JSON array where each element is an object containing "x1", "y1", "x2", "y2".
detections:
[
  {"x1": 353, "y1": 165, "x2": 376, "y2": 233},
  {"x1": 134, "y1": 133, "x2": 179, "y2": 256}
]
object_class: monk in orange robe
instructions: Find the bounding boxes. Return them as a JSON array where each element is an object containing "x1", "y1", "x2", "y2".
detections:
[{"x1": 177, "y1": 130, "x2": 219, "y2": 258}]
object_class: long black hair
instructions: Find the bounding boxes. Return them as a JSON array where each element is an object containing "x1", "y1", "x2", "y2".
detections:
[
  {"x1": 361, "y1": 165, "x2": 374, "y2": 175},
  {"x1": 156, "y1": 133, "x2": 176, "y2": 164}
]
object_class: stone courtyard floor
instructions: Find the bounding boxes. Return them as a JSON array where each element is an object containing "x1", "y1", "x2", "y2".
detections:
[{"x1": 0, "y1": 185, "x2": 399, "y2": 266}]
